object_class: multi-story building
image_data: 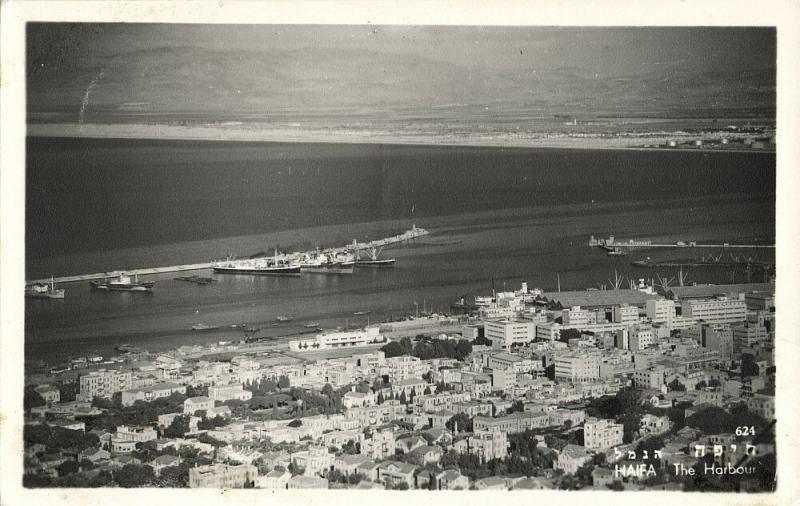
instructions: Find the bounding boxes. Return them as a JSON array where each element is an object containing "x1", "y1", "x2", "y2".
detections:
[
  {"x1": 628, "y1": 325, "x2": 655, "y2": 351},
  {"x1": 345, "y1": 400, "x2": 405, "y2": 427},
  {"x1": 384, "y1": 355, "x2": 427, "y2": 382},
  {"x1": 555, "y1": 444, "x2": 592, "y2": 475},
  {"x1": 562, "y1": 306, "x2": 600, "y2": 326},
  {"x1": 184, "y1": 396, "x2": 215, "y2": 415},
  {"x1": 473, "y1": 411, "x2": 551, "y2": 433},
  {"x1": 290, "y1": 446, "x2": 334, "y2": 477},
  {"x1": 583, "y1": 417, "x2": 624, "y2": 450},
  {"x1": 633, "y1": 365, "x2": 665, "y2": 389},
  {"x1": 688, "y1": 323, "x2": 734, "y2": 361},
  {"x1": 360, "y1": 429, "x2": 396, "y2": 461},
  {"x1": 646, "y1": 299, "x2": 676, "y2": 325},
  {"x1": 484, "y1": 319, "x2": 536, "y2": 348},
  {"x1": 746, "y1": 393, "x2": 775, "y2": 420},
  {"x1": 34, "y1": 385, "x2": 61, "y2": 404},
  {"x1": 189, "y1": 463, "x2": 257, "y2": 488},
  {"x1": 468, "y1": 430, "x2": 509, "y2": 461},
  {"x1": 683, "y1": 297, "x2": 747, "y2": 324},
  {"x1": 208, "y1": 383, "x2": 253, "y2": 402},
  {"x1": 78, "y1": 369, "x2": 133, "y2": 401},
  {"x1": 613, "y1": 304, "x2": 639, "y2": 324},
  {"x1": 732, "y1": 322, "x2": 768, "y2": 352},
  {"x1": 121, "y1": 382, "x2": 186, "y2": 407},
  {"x1": 553, "y1": 353, "x2": 600, "y2": 383}
]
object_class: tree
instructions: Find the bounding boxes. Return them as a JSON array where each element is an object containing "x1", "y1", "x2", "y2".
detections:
[
  {"x1": 668, "y1": 378, "x2": 686, "y2": 392},
  {"x1": 510, "y1": 400, "x2": 525, "y2": 413},
  {"x1": 695, "y1": 380, "x2": 707, "y2": 390},
  {"x1": 277, "y1": 376, "x2": 291, "y2": 389},
  {"x1": 158, "y1": 466, "x2": 189, "y2": 487},
  {"x1": 24, "y1": 386, "x2": 47, "y2": 411},
  {"x1": 393, "y1": 482, "x2": 409, "y2": 490},
  {"x1": 558, "y1": 328, "x2": 581, "y2": 343},
  {"x1": 423, "y1": 386, "x2": 432, "y2": 395},
  {"x1": 163, "y1": 415, "x2": 190, "y2": 438},
  {"x1": 57, "y1": 459, "x2": 80, "y2": 476},
  {"x1": 445, "y1": 413, "x2": 472, "y2": 433},
  {"x1": 116, "y1": 463, "x2": 155, "y2": 488},
  {"x1": 377, "y1": 391, "x2": 385, "y2": 405},
  {"x1": 288, "y1": 419, "x2": 303, "y2": 428},
  {"x1": 741, "y1": 354, "x2": 760, "y2": 378},
  {"x1": 399, "y1": 391, "x2": 407, "y2": 404},
  {"x1": 347, "y1": 472, "x2": 364, "y2": 485}
]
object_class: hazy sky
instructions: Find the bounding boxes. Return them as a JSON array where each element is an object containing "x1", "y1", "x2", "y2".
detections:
[{"x1": 27, "y1": 24, "x2": 776, "y2": 120}]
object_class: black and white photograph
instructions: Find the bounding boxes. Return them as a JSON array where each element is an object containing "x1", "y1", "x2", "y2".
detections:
[{"x1": 2, "y1": 1, "x2": 798, "y2": 503}]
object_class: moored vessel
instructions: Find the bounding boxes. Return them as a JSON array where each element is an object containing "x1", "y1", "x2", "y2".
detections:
[
  {"x1": 26, "y1": 276, "x2": 65, "y2": 299},
  {"x1": 213, "y1": 250, "x2": 301, "y2": 276},
  {"x1": 90, "y1": 273, "x2": 154, "y2": 292}
]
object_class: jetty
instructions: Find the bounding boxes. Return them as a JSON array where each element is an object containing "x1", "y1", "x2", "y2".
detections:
[
  {"x1": 589, "y1": 235, "x2": 774, "y2": 250},
  {"x1": 28, "y1": 226, "x2": 429, "y2": 285}
]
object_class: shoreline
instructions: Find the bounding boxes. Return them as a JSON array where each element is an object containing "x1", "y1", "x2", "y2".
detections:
[{"x1": 27, "y1": 122, "x2": 775, "y2": 153}]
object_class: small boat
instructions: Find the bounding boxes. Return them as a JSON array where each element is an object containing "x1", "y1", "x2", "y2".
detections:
[
  {"x1": 353, "y1": 311, "x2": 371, "y2": 316},
  {"x1": 276, "y1": 315, "x2": 293, "y2": 323},
  {"x1": 303, "y1": 322, "x2": 320, "y2": 328},
  {"x1": 607, "y1": 248, "x2": 627, "y2": 257},
  {"x1": 26, "y1": 276, "x2": 65, "y2": 299},
  {"x1": 191, "y1": 323, "x2": 219, "y2": 331}
]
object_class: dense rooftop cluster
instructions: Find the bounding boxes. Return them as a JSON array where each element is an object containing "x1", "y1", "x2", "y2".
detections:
[{"x1": 23, "y1": 281, "x2": 775, "y2": 491}]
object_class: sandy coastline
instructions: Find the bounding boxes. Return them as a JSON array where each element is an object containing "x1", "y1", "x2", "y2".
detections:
[{"x1": 26, "y1": 122, "x2": 773, "y2": 152}]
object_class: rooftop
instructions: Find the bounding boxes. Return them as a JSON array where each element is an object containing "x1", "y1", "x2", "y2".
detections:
[{"x1": 542, "y1": 289, "x2": 663, "y2": 308}]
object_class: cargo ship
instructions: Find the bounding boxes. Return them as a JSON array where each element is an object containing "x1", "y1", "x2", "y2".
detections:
[
  {"x1": 354, "y1": 246, "x2": 396, "y2": 268},
  {"x1": 90, "y1": 273, "x2": 154, "y2": 292},
  {"x1": 213, "y1": 251, "x2": 301, "y2": 276},
  {"x1": 299, "y1": 251, "x2": 355, "y2": 274},
  {"x1": 25, "y1": 276, "x2": 65, "y2": 299}
]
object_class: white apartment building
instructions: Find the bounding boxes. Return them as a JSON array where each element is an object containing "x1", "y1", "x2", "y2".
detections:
[
  {"x1": 613, "y1": 304, "x2": 639, "y2": 324},
  {"x1": 484, "y1": 319, "x2": 536, "y2": 348},
  {"x1": 583, "y1": 417, "x2": 624, "y2": 450},
  {"x1": 628, "y1": 325, "x2": 655, "y2": 351},
  {"x1": 562, "y1": 306, "x2": 600, "y2": 326},
  {"x1": 121, "y1": 382, "x2": 186, "y2": 407},
  {"x1": 553, "y1": 353, "x2": 600, "y2": 383},
  {"x1": 208, "y1": 383, "x2": 253, "y2": 402},
  {"x1": 683, "y1": 297, "x2": 747, "y2": 324},
  {"x1": 646, "y1": 299, "x2": 676, "y2": 324},
  {"x1": 384, "y1": 355, "x2": 426, "y2": 382},
  {"x1": 78, "y1": 369, "x2": 133, "y2": 401}
]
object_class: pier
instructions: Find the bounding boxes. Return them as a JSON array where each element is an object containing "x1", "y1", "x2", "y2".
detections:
[
  {"x1": 589, "y1": 235, "x2": 774, "y2": 250},
  {"x1": 28, "y1": 226, "x2": 429, "y2": 285}
]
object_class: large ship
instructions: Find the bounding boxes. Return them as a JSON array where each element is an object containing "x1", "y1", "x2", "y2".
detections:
[
  {"x1": 25, "y1": 276, "x2": 65, "y2": 299},
  {"x1": 90, "y1": 273, "x2": 154, "y2": 292},
  {"x1": 354, "y1": 246, "x2": 396, "y2": 268},
  {"x1": 213, "y1": 251, "x2": 301, "y2": 276},
  {"x1": 299, "y1": 250, "x2": 355, "y2": 274}
]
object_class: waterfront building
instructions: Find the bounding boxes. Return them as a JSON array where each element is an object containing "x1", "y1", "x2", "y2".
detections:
[{"x1": 288, "y1": 326, "x2": 385, "y2": 352}]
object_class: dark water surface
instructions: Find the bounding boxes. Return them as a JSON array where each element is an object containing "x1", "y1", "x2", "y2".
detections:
[{"x1": 24, "y1": 138, "x2": 775, "y2": 363}]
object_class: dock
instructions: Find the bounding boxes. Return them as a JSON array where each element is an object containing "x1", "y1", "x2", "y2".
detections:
[
  {"x1": 589, "y1": 235, "x2": 774, "y2": 250},
  {"x1": 28, "y1": 226, "x2": 429, "y2": 285}
]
